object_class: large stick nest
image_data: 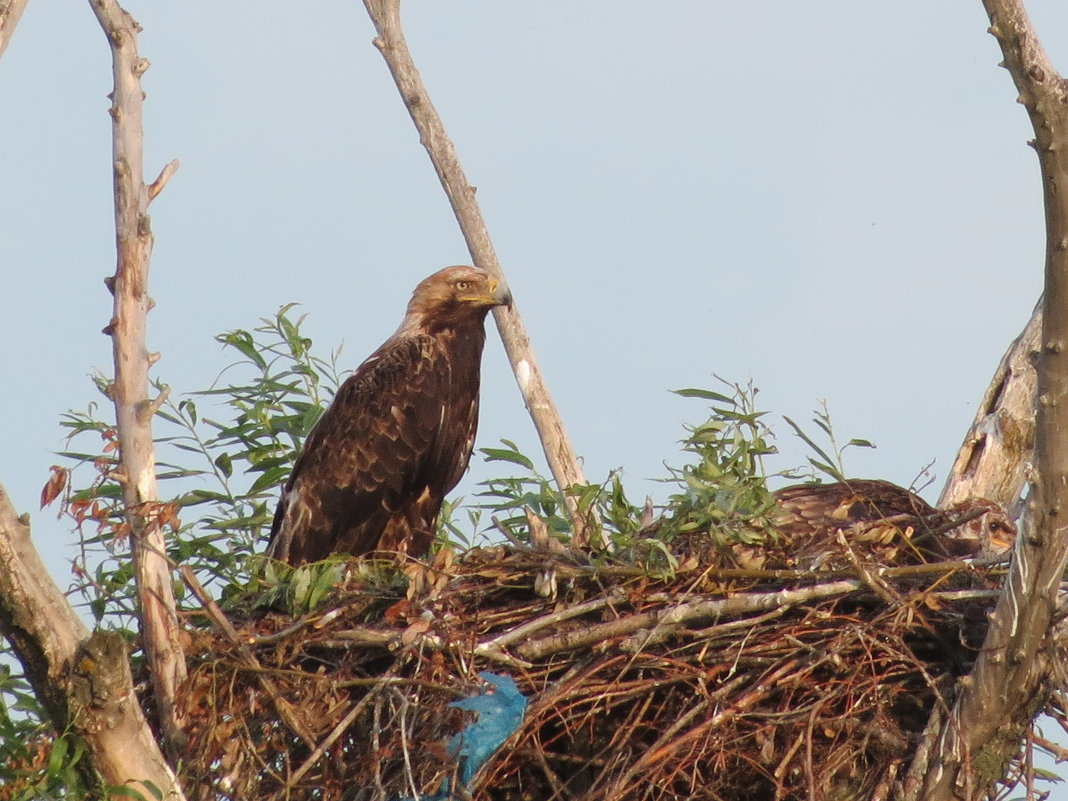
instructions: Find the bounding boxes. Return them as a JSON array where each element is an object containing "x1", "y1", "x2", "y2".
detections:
[{"x1": 169, "y1": 525, "x2": 1023, "y2": 801}]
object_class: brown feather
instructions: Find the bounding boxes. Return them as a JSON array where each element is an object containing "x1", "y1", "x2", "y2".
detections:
[
  {"x1": 771, "y1": 479, "x2": 1015, "y2": 568},
  {"x1": 267, "y1": 266, "x2": 511, "y2": 564}
]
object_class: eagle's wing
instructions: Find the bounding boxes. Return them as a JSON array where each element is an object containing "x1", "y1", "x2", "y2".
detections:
[
  {"x1": 267, "y1": 334, "x2": 452, "y2": 564},
  {"x1": 773, "y1": 480, "x2": 936, "y2": 538}
]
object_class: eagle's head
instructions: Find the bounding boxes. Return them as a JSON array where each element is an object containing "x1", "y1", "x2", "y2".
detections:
[
  {"x1": 406, "y1": 265, "x2": 513, "y2": 330},
  {"x1": 938, "y1": 498, "x2": 1017, "y2": 560}
]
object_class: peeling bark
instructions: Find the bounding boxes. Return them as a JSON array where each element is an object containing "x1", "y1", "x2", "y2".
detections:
[{"x1": 939, "y1": 300, "x2": 1039, "y2": 514}]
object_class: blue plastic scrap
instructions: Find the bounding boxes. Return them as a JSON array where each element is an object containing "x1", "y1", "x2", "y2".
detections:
[
  {"x1": 390, "y1": 671, "x2": 528, "y2": 801},
  {"x1": 448, "y1": 672, "x2": 529, "y2": 786}
]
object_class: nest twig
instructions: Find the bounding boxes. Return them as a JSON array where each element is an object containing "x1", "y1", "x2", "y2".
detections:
[{"x1": 162, "y1": 534, "x2": 1039, "y2": 801}]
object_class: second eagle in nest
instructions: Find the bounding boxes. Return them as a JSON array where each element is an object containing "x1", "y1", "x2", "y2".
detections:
[{"x1": 763, "y1": 479, "x2": 1016, "y2": 570}]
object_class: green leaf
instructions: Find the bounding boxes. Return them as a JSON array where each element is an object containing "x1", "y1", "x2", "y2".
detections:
[
  {"x1": 183, "y1": 489, "x2": 234, "y2": 504},
  {"x1": 179, "y1": 399, "x2": 198, "y2": 425},
  {"x1": 46, "y1": 734, "x2": 68, "y2": 779},
  {"x1": 299, "y1": 403, "x2": 324, "y2": 434},
  {"x1": 480, "y1": 446, "x2": 535, "y2": 471},
  {"x1": 106, "y1": 783, "x2": 161, "y2": 800},
  {"x1": 248, "y1": 466, "x2": 291, "y2": 495},
  {"x1": 214, "y1": 452, "x2": 233, "y2": 478},
  {"x1": 673, "y1": 387, "x2": 734, "y2": 402},
  {"x1": 807, "y1": 458, "x2": 843, "y2": 481},
  {"x1": 782, "y1": 416, "x2": 839, "y2": 474},
  {"x1": 218, "y1": 329, "x2": 268, "y2": 369}
]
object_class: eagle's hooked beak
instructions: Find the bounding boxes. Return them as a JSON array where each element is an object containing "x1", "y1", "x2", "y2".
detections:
[{"x1": 487, "y1": 278, "x2": 513, "y2": 309}]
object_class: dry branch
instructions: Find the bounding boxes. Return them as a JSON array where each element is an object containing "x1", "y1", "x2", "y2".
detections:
[
  {"x1": 0, "y1": 0, "x2": 27, "y2": 61},
  {"x1": 916, "y1": 3, "x2": 1068, "y2": 797},
  {"x1": 514, "y1": 578, "x2": 865, "y2": 661},
  {"x1": 86, "y1": 0, "x2": 187, "y2": 756},
  {"x1": 361, "y1": 0, "x2": 599, "y2": 545},
  {"x1": 0, "y1": 483, "x2": 184, "y2": 799}
]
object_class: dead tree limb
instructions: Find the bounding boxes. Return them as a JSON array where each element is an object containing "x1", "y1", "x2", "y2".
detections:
[
  {"x1": 0, "y1": 484, "x2": 185, "y2": 799},
  {"x1": 916, "y1": 2, "x2": 1068, "y2": 797},
  {"x1": 938, "y1": 300, "x2": 1039, "y2": 513},
  {"x1": 361, "y1": 0, "x2": 599, "y2": 546},
  {"x1": 0, "y1": 0, "x2": 28, "y2": 61},
  {"x1": 86, "y1": 0, "x2": 186, "y2": 756}
]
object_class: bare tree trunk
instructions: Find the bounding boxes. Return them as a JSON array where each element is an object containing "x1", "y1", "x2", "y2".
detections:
[
  {"x1": 915, "y1": 2, "x2": 1068, "y2": 797},
  {"x1": 86, "y1": 0, "x2": 186, "y2": 756},
  {"x1": 0, "y1": 0, "x2": 28, "y2": 61},
  {"x1": 938, "y1": 300, "x2": 1038, "y2": 513},
  {"x1": 0, "y1": 485, "x2": 185, "y2": 799},
  {"x1": 361, "y1": 0, "x2": 601, "y2": 546}
]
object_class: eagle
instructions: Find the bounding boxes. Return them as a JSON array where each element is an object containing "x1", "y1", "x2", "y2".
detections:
[
  {"x1": 771, "y1": 479, "x2": 1015, "y2": 568},
  {"x1": 266, "y1": 266, "x2": 512, "y2": 565}
]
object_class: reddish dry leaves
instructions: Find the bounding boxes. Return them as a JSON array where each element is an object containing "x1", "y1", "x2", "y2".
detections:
[
  {"x1": 39, "y1": 465, "x2": 68, "y2": 509},
  {"x1": 0, "y1": 735, "x2": 58, "y2": 801},
  {"x1": 41, "y1": 426, "x2": 181, "y2": 542}
]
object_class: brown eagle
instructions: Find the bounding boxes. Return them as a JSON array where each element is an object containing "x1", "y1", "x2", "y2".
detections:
[
  {"x1": 772, "y1": 479, "x2": 1016, "y2": 568},
  {"x1": 266, "y1": 266, "x2": 512, "y2": 565}
]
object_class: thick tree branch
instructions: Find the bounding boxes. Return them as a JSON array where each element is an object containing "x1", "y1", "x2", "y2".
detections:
[
  {"x1": 0, "y1": 484, "x2": 184, "y2": 799},
  {"x1": 361, "y1": 0, "x2": 599, "y2": 546},
  {"x1": 86, "y1": 0, "x2": 186, "y2": 756},
  {"x1": 917, "y1": 2, "x2": 1068, "y2": 797},
  {"x1": 0, "y1": 0, "x2": 28, "y2": 61},
  {"x1": 0, "y1": 487, "x2": 88, "y2": 731},
  {"x1": 939, "y1": 300, "x2": 1039, "y2": 512}
]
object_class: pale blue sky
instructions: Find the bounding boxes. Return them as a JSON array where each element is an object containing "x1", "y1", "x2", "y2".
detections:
[
  {"x1": 3, "y1": 1, "x2": 1059, "y2": 553},
  {"x1": 2, "y1": 1, "x2": 1059, "y2": 557},
  {"x1": 2, "y1": 0, "x2": 1067, "y2": 789},
  {"x1": 2, "y1": 4, "x2": 1063, "y2": 589}
]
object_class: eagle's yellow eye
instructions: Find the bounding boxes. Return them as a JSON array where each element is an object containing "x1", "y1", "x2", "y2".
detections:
[{"x1": 455, "y1": 281, "x2": 470, "y2": 291}]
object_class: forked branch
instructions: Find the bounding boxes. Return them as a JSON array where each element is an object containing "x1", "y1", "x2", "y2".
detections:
[
  {"x1": 915, "y1": 1, "x2": 1068, "y2": 797},
  {"x1": 361, "y1": 0, "x2": 599, "y2": 546},
  {"x1": 86, "y1": 0, "x2": 187, "y2": 756}
]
